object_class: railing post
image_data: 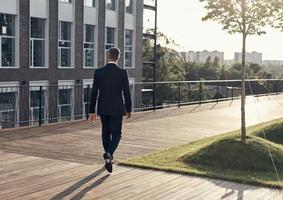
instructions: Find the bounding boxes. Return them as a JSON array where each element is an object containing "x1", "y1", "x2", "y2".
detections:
[
  {"x1": 188, "y1": 84, "x2": 191, "y2": 103},
  {"x1": 231, "y1": 82, "x2": 234, "y2": 101},
  {"x1": 257, "y1": 81, "x2": 259, "y2": 97},
  {"x1": 199, "y1": 82, "x2": 202, "y2": 105},
  {"x1": 275, "y1": 81, "x2": 278, "y2": 95},
  {"x1": 86, "y1": 85, "x2": 90, "y2": 120},
  {"x1": 178, "y1": 82, "x2": 181, "y2": 108},
  {"x1": 226, "y1": 81, "x2": 229, "y2": 98},
  {"x1": 219, "y1": 83, "x2": 221, "y2": 103},
  {"x1": 266, "y1": 80, "x2": 269, "y2": 96},
  {"x1": 280, "y1": 80, "x2": 282, "y2": 95},
  {"x1": 153, "y1": 82, "x2": 156, "y2": 111},
  {"x1": 39, "y1": 86, "x2": 42, "y2": 126}
]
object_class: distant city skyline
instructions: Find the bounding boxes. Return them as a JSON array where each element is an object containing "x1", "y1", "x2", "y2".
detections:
[
  {"x1": 180, "y1": 50, "x2": 273, "y2": 65},
  {"x1": 156, "y1": 0, "x2": 283, "y2": 60}
]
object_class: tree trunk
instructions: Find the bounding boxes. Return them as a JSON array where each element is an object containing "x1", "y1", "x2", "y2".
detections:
[
  {"x1": 240, "y1": 0, "x2": 247, "y2": 142},
  {"x1": 241, "y1": 32, "x2": 247, "y2": 142}
]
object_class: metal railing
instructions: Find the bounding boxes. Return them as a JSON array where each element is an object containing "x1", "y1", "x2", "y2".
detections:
[
  {"x1": 133, "y1": 79, "x2": 283, "y2": 111},
  {"x1": 0, "y1": 79, "x2": 282, "y2": 129}
]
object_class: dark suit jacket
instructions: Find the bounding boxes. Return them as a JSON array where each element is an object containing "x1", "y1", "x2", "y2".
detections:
[{"x1": 89, "y1": 63, "x2": 132, "y2": 116}]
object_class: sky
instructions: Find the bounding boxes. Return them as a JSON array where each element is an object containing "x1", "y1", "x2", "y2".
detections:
[{"x1": 146, "y1": 0, "x2": 283, "y2": 60}]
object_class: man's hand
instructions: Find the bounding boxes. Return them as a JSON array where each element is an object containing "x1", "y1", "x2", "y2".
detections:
[
  {"x1": 126, "y1": 112, "x2": 131, "y2": 119},
  {"x1": 89, "y1": 113, "x2": 97, "y2": 122}
]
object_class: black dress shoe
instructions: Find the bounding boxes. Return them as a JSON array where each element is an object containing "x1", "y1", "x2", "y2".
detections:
[{"x1": 103, "y1": 153, "x2": 113, "y2": 173}]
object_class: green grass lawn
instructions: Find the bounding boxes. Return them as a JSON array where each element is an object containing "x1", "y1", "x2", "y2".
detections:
[{"x1": 119, "y1": 118, "x2": 283, "y2": 188}]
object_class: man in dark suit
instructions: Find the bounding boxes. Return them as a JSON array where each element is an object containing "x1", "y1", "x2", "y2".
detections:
[{"x1": 89, "y1": 47, "x2": 132, "y2": 173}]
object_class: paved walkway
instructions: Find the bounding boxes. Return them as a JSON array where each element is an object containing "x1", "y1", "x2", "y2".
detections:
[{"x1": 1, "y1": 95, "x2": 283, "y2": 199}]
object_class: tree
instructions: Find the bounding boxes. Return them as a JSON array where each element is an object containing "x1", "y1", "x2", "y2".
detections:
[
  {"x1": 143, "y1": 30, "x2": 183, "y2": 82},
  {"x1": 205, "y1": 56, "x2": 212, "y2": 68},
  {"x1": 142, "y1": 30, "x2": 184, "y2": 107},
  {"x1": 200, "y1": 0, "x2": 283, "y2": 142},
  {"x1": 213, "y1": 56, "x2": 220, "y2": 68}
]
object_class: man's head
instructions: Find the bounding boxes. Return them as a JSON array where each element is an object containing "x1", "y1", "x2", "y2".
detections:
[{"x1": 107, "y1": 47, "x2": 121, "y2": 63}]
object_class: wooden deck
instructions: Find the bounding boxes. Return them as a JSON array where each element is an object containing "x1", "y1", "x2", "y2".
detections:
[{"x1": 1, "y1": 95, "x2": 283, "y2": 199}]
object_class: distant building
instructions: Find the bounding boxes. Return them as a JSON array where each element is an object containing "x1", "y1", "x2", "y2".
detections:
[
  {"x1": 180, "y1": 50, "x2": 224, "y2": 65},
  {"x1": 0, "y1": 0, "x2": 143, "y2": 128},
  {"x1": 234, "y1": 51, "x2": 262, "y2": 64},
  {"x1": 224, "y1": 59, "x2": 234, "y2": 66},
  {"x1": 262, "y1": 60, "x2": 283, "y2": 66}
]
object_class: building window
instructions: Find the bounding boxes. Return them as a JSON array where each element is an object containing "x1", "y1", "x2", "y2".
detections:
[
  {"x1": 0, "y1": 85, "x2": 18, "y2": 129},
  {"x1": 125, "y1": 0, "x2": 133, "y2": 14},
  {"x1": 58, "y1": 21, "x2": 72, "y2": 68},
  {"x1": 106, "y1": 0, "x2": 116, "y2": 10},
  {"x1": 30, "y1": 18, "x2": 45, "y2": 68},
  {"x1": 105, "y1": 27, "x2": 115, "y2": 50},
  {"x1": 129, "y1": 78, "x2": 135, "y2": 110},
  {"x1": 84, "y1": 0, "x2": 95, "y2": 7},
  {"x1": 29, "y1": 82, "x2": 48, "y2": 125},
  {"x1": 105, "y1": 27, "x2": 115, "y2": 61},
  {"x1": 83, "y1": 84, "x2": 92, "y2": 118},
  {"x1": 0, "y1": 14, "x2": 15, "y2": 68},
  {"x1": 59, "y1": 0, "x2": 72, "y2": 3},
  {"x1": 58, "y1": 83, "x2": 74, "y2": 122},
  {"x1": 84, "y1": 25, "x2": 95, "y2": 68},
  {"x1": 124, "y1": 29, "x2": 133, "y2": 68}
]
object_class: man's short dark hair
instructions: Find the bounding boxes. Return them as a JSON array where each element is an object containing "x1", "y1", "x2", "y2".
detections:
[{"x1": 108, "y1": 47, "x2": 121, "y2": 61}]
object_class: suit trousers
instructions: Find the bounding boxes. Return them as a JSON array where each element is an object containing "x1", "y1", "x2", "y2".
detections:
[{"x1": 100, "y1": 115, "x2": 123, "y2": 156}]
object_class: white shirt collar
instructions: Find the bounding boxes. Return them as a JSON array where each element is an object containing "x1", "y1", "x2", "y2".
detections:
[{"x1": 107, "y1": 61, "x2": 117, "y2": 64}]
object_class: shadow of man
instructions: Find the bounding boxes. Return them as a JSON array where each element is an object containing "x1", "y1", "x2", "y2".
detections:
[
  {"x1": 220, "y1": 187, "x2": 243, "y2": 200},
  {"x1": 207, "y1": 179, "x2": 250, "y2": 200},
  {"x1": 49, "y1": 167, "x2": 105, "y2": 200},
  {"x1": 70, "y1": 174, "x2": 110, "y2": 200}
]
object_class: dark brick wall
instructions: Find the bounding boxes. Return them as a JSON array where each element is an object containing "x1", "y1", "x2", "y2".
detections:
[
  {"x1": 135, "y1": 0, "x2": 144, "y2": 82},
  {"x1": 0, "y1": 0, "x2": 143, "y2": 82},
  {"x1": 48, "y1": 0, "x2": 59, "y2": 121},
  {"x1": 18, "y1": 0, "x2": 30, "y2": 125},
  {"x1": 0, "y1": 0, "x2": 144, "y2": 124},
  {"x1": 117, "y1": 0, "x2": 125, "y2": 67},
  {"x1": 48, "y1": 0, "x2": 59, "y2": 81},
  {"x1": 128, "y1": 0, "x2": 143, "y2": 82},
  {"x1": 97, "y1": 0, "x2": 106, "y2": 67},
  {"x1": 131, "y1": 0, "x2": 144, "y2": 108},
  {"x1": 74, "y1": 0, "x2": 84, "y2": 117},
  {"x1": 74, "y1": 0, "x2": 84, "y2": 70}
]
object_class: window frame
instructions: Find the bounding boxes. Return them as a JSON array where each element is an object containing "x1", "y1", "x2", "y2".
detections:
[
  {"x1": 30, "y1": 17, "x2": 47, "y2": 69},
  {"x1": 58, "y1": 21, "x2": 73, "y2": 69},
  {"x1": 124, "y1": 29, "x2": 134, "y2": 69},
  {"x1": 82, "y1": 79, "x2": 93, "y2": 118},
  {"x1": 125, "y1": 0, "x2": 134, "y2": 14},
  {"x1": 105, "y1": 27, "x2": 116, "y2": 62},
  {"x1": 59, "y1": 0, "x2": 72, "y2": 3},
  {"x1": 106, "y1": 0, "x2": 116, "y2": 11},
  {"x1": 0, "y1": 82, "x2": 19, "y2": 129},
  {"x1": 128, "y1": 77, "x2": 135, "y2": 110},
  {"x1": 57, "y1": 80, "x2": 75, "y2": 122},
  {"x1": 84, "y1": 0, "x2": 95, "y2": 7},
  {"x1": 83, "y1": 24, "x2": 96, "y2": 68},
  {"x1": 28, "y1": 81, "x2": 49, "y2": 125},
  {"x1": 0, "y1": 13, "x2": 16, "y2": 69}
]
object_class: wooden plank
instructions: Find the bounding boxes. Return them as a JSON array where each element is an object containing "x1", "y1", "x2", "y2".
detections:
[{"x1": 0, "y1": 95, "x2": 282, "y2": 199}]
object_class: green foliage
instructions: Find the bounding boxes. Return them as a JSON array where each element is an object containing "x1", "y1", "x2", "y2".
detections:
[
  {"x1": 143, "y1": 30, "x2": 183, "y2": 82},
  {"x1": 143, "y1": 29, "x2": 275, "y2": 82},
  {"x1": 255, "y1": 122, "x2": 283, "y2": 145},
  {"x1": 120, "y1": 119, "x2": 283, "y2": 188},
  {"x1": 199, "y1": 0, "x2": 281, "y2": 36},
  {"x1": 269, "y1": 0, "x2": 283, "y2": 31},
  {"x1": 185, "y1": 137, "x2": 283, "y2": 171},
  {"x1": 179, "y1": 61, "x2": 273, "y2": 81}
]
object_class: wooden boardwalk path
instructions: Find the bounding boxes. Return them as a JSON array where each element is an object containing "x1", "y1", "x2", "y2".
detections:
[{"x1": 1, "y1": 95, "x2": 283, "y2": 199}]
